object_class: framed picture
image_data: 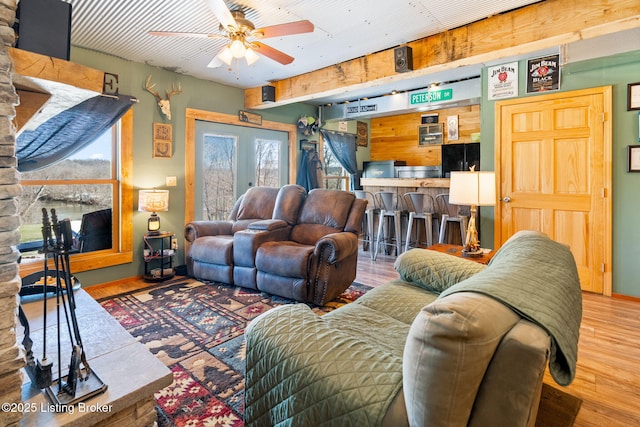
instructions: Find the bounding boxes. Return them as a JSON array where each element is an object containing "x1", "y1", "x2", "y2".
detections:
[
  {"x1": 628, "y1": 82, "x2": 640, "y2": 111},
  {"x1": 239, "y1": 110, "x2": 262, "y2": 125},
  {"x1": 153, "y1": 122, "x2": 172, "y2": 142},
  {"x1": 300, "y1": 139, "x2": 317, "y2": 151},
  {"x1": 357, "y1": 121, "x2": 368, "y2": 147},
  {"x1": 153, "y1": 123, "x2": 172, "y2": 158},
  {"x1": 153, "y1": 140, "x2": 172, "y2": 158},
  {"x1": 627, "y1": 145, "x2": 640, "y2": 172}
]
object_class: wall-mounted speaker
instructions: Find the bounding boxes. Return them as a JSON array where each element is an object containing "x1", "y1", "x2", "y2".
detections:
[
  {"x1": 394, "y1": 46, "x2": 413, "y2": 73},
  {"x1": 262, "y1": 85, "x2": 276, "y2": 103},
  {"x1": 14, "y1": 0, "x2": 72, "y2": 60}
]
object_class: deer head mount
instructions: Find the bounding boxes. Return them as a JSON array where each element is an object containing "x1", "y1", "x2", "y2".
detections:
[{"x1": 145, "y1": 75, "x2": 182, "y2": 120}]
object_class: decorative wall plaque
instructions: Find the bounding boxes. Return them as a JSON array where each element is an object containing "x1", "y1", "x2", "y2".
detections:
[{"x1": 153, "y1": 123, "x2": 172, "y2": 158}]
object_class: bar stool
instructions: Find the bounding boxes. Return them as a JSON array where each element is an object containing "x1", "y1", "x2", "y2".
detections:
[
  {"x1": 373, "y1": 191, "x2": 404, "y2": 260},
  {"x1": 435, "y1": 193, "x2": 468, "y2": 245},
  {"x1": 353, "y1": 190, "x2": 378, "y2": 258},
  {"x1": 403, "y1": 192, "x2": 437, "y2": 251}
]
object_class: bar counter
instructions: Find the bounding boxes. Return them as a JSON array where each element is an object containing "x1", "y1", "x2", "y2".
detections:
[{"x1": 360, "y1": 177, "x2": 450, "y2": 188}]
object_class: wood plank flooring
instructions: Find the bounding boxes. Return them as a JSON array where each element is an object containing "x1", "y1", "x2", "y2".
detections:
[{"x1": 86, "y1": 248, "x2": 640, "y2": 426}]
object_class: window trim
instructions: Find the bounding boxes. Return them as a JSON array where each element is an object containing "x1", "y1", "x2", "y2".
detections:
[{"x1": 19, "y1": 109, "x2": 134, "y2": 277}]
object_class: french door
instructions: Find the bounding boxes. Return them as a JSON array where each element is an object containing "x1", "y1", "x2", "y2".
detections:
[{"x1": 194, "y1": 120, "x2": 289, "y2": 221}]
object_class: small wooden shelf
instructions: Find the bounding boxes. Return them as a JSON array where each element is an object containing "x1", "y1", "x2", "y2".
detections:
[{"x1": 143, "y1": 232, "x2": 175, "y2": 281}]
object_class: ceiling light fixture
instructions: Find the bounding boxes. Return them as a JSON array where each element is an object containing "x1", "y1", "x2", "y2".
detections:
[
  {"x1": 229, "y1": 37, "x2": 246, "y2": 58},
  {"x1": 215, "y1": 38, "x2": 260, "y2": 66}
]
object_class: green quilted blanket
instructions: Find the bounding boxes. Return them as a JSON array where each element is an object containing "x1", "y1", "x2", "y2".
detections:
[{"x1": 440, "y1": 231, "x2": 582, "y2": 386}]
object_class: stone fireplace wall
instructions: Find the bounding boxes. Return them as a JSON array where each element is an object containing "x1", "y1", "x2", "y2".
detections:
[{"x1": 0, "y1": 1, "x2": 22, "y2": 426}]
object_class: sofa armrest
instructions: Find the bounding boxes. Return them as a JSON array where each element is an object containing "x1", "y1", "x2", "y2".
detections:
[
  {"x1": 233, "y1": 226, "x2": 292, "y2": 267},
  {"x1": 184, "y1": 220, "x2": 233, "y2": 242},
  {"x1": 245, "y1": 304, "x2": 403, "y2": 426},
  {"x1": 313, "y1": 232, "x2": 358, "y2": 264},
  {"x1": 247, "y1": 219, "x2": 288, "y2": 231}
]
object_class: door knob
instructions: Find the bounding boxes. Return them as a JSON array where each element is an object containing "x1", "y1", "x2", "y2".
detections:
[
  {"x1": 248, "y1": 182, "x2": 253, "y2": 187},
  {"x1": 503, "y1": 196, "x2": 511, "y2": 203}
]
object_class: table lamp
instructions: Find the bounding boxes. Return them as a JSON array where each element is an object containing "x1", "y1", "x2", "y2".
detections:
[
  {"x1": 448, "y1": 167, "x2": 495, "y2": 256},
  {"x1": 138, "y1": 189, "x2": 169, "y2": 235}
]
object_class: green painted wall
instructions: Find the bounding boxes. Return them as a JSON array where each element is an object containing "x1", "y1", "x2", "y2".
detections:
[
  {"x1": 68, "y1": 47, "x2": 316, "y2": 287},
  {"x1": 479, "y1": 50, "x2": 640, "y2": 296}
]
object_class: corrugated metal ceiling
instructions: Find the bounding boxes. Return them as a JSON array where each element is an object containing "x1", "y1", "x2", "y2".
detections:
[{"x1": 62, "y1": 0, "x2": 541, "y2": 94}]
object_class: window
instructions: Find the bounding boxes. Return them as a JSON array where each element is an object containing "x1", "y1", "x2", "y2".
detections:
[
  {"x1": 322, "y1": 139, "x2": 349, "y2": 190},
  {"x1": 18, "y1": 110, "x2": 134, "y2": 276}
]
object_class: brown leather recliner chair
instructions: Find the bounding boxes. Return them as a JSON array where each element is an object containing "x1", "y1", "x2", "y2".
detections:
[
  {"x1": 235, "y1": 189, "x2": 367, "y2": 305},
  {"x1": 184, "y1": 185, "x2": 304, "y2": 284}
]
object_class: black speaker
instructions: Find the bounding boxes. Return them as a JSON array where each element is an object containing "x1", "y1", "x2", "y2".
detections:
[
  {"x1": 261, "y1": 85, "x2": 276, "y2": 103},
  {"x1": 394, "y1": 46, "x2": 413, "y2": 73},
  {"x1": 14, "y1": 0, "x2": 72, "y2": 60}
]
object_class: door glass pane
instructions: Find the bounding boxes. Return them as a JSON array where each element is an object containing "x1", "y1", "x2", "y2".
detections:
[
  {"x1": 255, "y1": 138, "x2": 279, "y2": 187},
  {"x1": 202, "y1": 134, "x2": 237, "y2": 220}
]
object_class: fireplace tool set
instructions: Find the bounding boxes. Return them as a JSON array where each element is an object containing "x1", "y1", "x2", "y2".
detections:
[{"x1": 19, "y1": 208, "x2": 107, "y2": 406}]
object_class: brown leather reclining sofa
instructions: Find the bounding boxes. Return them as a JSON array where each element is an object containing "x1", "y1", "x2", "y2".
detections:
[{"x1": 184, "y1": 184, "x2": 367, "y2": 305}]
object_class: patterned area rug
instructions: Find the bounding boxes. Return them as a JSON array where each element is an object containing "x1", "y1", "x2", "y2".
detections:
[{"x1": 98, "y1": 277, "x2": 371, "y2": 426}]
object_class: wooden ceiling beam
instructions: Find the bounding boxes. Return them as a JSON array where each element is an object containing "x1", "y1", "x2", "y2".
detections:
[
  {"x1": 9, "y1": 47, "x2": 105, "y2": 134},
  {"x1": 244, "y1": 0, "x2": 640, "y2": 109}
]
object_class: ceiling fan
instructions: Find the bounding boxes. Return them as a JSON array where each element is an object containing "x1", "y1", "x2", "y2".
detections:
[{"x1": 149, "y1": 0, "x2": 314, "y2": 68}]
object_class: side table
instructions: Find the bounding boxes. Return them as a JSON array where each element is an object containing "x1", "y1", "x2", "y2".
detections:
[
  {"x1": 143, "y1": 232, "x2": 176, "y2": 281},
  {"x1": 427, "y1": 243, "x2": 495, "y2": 265}
]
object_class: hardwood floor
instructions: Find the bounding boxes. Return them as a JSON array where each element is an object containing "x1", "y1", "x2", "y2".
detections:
[{"x1": 86, "y1": 248, "x2": 640, "y2": 426}]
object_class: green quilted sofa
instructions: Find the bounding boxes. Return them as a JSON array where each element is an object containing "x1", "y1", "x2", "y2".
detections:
[{"x1": 244, "y1": 231, "x2": 582, "y2": 426}]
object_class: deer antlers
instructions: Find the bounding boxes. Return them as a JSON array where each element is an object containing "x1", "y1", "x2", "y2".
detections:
[{"x1": 145, "y1": 75, "x2": 182, "y2": 120}]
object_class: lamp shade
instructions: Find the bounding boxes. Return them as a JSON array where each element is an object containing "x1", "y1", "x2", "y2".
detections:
[
  {"x1": 138, "y1": 189, "x2": 169, "y2": 212},
  {"x1": 448, "y1": 171, "x2": 495, "y2": 207}
]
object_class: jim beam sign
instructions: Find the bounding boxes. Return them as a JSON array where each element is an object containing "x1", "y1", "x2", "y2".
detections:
[
  {"x1": 527, "y1": 54, "x2": 560, "y2": 93},
  {"x1": 488, "y1": 61, "x2": 518, "y2": 100}
]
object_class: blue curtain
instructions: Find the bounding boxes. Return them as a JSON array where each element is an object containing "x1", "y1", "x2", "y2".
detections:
[
  {"x1": 17, "y1": 94, "x2": 136, "y2": 172},
  {"x1": 320, "y1": 129, "x2": 358, "y2": 190},
  {"x1": 296, "y1": 148, "x2": 323, "y2": 191}
]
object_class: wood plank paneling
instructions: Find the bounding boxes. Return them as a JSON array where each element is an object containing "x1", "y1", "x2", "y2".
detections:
[{"x1": 370, "y1": 105, "x2": 480, "y2": 165}]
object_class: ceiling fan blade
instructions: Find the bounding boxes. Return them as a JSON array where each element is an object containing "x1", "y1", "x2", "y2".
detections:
[
  {"x1": 149, "y1": 31, "x2": 225, "y2": 39},
  {"x1": 204, "y1": 0, "x2": 236, "y2": 30},
  {"x1": 253, "y1": 42, "x2": 294, "y2": 65},
  {"x1": 255, "y1": 20, "x2": 314, "y2": 38}
]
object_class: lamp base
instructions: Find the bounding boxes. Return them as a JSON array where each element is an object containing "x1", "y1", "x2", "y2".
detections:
[{"x1": 461, "y1": 248, "x2": 484, "y2": 258}]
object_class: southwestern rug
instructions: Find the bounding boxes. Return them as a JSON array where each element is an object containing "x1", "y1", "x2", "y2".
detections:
[
  {"x1": 98, "y1": 277, "x2": 581, "y2": 426},
  {"x1": 98, "y1": 277, "x2": 371, "y2": 426}
]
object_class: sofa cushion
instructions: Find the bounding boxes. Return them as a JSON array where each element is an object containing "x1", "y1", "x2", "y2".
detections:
[
  {"x1": 403, "y1": 292, "x2": 520, "y2": 427},
  {"x1": 394, "y1": 249, "x2": 486, "y2": 293},
  {"x1": 190, "y1": 235, "x2": 233, "y2": 265},
  {"x1": 291, "y1": 189, "x2": 355, "y2": 245},
  {"x1": 323, "y1": 302, "x2": 412, "y2": 355},
  {"x1": 256, "y1": 241, "x2": 314, "y2": 278},
  {"x1": 236, "y1": 186, "x2": 280, "y2": 221}
]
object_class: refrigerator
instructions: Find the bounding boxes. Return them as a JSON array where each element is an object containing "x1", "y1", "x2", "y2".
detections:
[{"x1": 441, "y1": 143, "x2": 480, "y2": 178}]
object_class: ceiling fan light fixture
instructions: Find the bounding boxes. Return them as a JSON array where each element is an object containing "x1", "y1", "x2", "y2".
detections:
[
  {"x1": 230, "y1": 39, "x2": 246, "y2": 58},
  {"x1": 217, "y1": 46, "x2": 234, "y2": 65},
  {"x1": 245, "y1": 47, "x2": 259, "y2": 65}
]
